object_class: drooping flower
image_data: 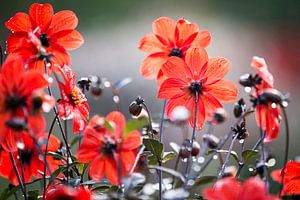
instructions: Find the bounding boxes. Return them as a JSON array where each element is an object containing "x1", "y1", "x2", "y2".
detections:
[
  {"x1": 5, "y1": 3, "x2": 84, "y2": 73},
  {"x1": 203, "y1": 177, "x2": 279, "y2": 200},
  {"x1": 0, "y1": 133, "x2": 62, "y2": 185},
  {"x1": 251, "y1": 56, "x2": 281, "y2": 142},
  {"x1": 139, "y1": 17, "x2": 211, "y2": 81},
  {"x1": 0, "y1": 56, "x2": 54, "y2": 152},
  {"x1": 271, "y1": 161, "x2": 300, "y2": 196},
  {"x1": 77, "y1": 112, "x2": 142, "y2": 185},
  {"x1": 158, "y1": 47, "x2": 237, "y2": 130},
  {"x1": 57, "y1": 66, "x2": 89, "y2": 133},
  {"x1": 45, "y1": 184, "x2": 92, "y2": 200}
]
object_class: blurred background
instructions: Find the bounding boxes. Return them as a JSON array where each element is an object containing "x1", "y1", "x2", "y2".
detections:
[{"x1": 0, "y1": 0, "x2": 300, "y2": 196}]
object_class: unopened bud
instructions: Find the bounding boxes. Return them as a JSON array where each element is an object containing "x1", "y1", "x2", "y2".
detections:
[
  {"x1": 233, "y1": 98, "x2": 246, "y2": 118},
  {"x1": 202, "y1": 134, "x2": 219, "y2": 149},
  {"x1": 191, "y1": 141, "x2": 200, "y2": 157},
  {"x1": 129, "y1": 96, "x2": 144, "y2": 116},
  {"x1": 212, "y1": 108, "x2": 227, "y2": 124},
  {"x1": 239, "y1": 73, "x2": 253, "y2": 87}
]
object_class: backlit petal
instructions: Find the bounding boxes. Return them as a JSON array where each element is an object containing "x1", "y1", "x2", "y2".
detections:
[
  {"x1": 48, "y1": 10, "x2": 78, "y2": 35},
  {"x1": 29, "y1": 3, "x2": 54, "y2": 32},
  {"x1": 140, "y1": 53, "x2": 168, "y2": 79},
  {"x1": 205, "y1": 57, "x2": 231, "y2": 84},
  {"x1": 160, "y1": 56, "x2": 192, "y2": 81},
  {"x1": 205, "y1": 80, "x2": 238, "y2": 102},
  {"x1": 152, "y1": 17, "x2": 176, "y2": 46},
  {"x1": 158, "y1": 78, "x2": 187, "y2": 99},
  {"x1": 5, "y1": 12, "x2": 32, "y2": 32},
  {"x1": 51, "y1": 30, "x2": 84, "y2": 50},
  {"x1": 139, "y1": 33, "x2": 169, "y2": 54},
  {"x1": 185, "y1": 47, "x2": 208, "y2": 79}
]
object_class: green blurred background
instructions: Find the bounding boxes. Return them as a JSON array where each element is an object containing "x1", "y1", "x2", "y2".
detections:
[{"x1": 0, "y1": 0, "x2": 300, "y2": 197}]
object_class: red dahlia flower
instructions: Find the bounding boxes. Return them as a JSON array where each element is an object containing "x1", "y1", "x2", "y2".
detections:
[
  {"x1": 251, "y1": 56, "x2": 281, "y2": 142},
  {"x1": 77, "y1": 112, "x2": 142, "y2": 185},
  {"x1": 0, "y1": 56, "x2": 53, "y2": 152},
  {"x1": 0, "y1": 133, "x2": 62, "y2": 185},
  {"x1": 203, "y1": 177, "x2": 278, "y2": 200},
  {"x1": 271, "y1": 161, "x2": 300, "y2": 196},
  {"x1": 57, "y1": 66, "x2": 89, "y2": 133},
  {"x1": 158, "y1": 47, "x2": 237, "y2": 130},
  {"x1": 45, "y1": 184, "x2": 92, "y2": 200},
  {"x1": 139, "y1": 17, "x2": 211, "y2": 80},
  {"x1": 5, "y1": 3, "x2": 84, "y2": 73}
]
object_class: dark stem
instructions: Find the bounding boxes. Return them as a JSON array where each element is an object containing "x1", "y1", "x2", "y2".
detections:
[
  {"x1": 18, "y1": 151, "x2": 27, "y2": 200},
  {"x1": 0, "y1": 43, "x2": 3, "y2": 67},
  {"x1": 279, "y1": 106, "x2": 290, "y2": 196},
  {"x1": 141, "y1": 102, "x2": 153, "y2": 138},
  {"x1": 218, "y1": 132, "x2": 239, "y2": 178},
  {"x1": 9, "y1": 153, "x2": 26, "y2": 199},
  {"x1": 158, "y1": 99, "x2": 167, "y2": 200}
]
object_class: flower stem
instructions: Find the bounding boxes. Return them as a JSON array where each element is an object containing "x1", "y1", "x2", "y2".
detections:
[
  {"x1": 141, "y1": 102, "x2": 153, "y2": 138},
  {"x1": 0, "y1": 43, "x2": 3, "y2": 67}
]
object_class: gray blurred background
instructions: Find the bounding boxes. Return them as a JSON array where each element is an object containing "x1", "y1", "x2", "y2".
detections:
[{"x1": 0, "y1": 0, "x2": 300, "y2": 195}]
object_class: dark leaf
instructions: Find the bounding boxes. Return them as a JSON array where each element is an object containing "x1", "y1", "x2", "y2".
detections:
[
  {"x1": 162, "y1": 152, "x2": 177, "y2": 163},
  {"x1": 242, "y1": 149, "x2": 259, "y2": 163},
  {"x1": 143, "y1": 138, "x2": 164, "y2": 162}
]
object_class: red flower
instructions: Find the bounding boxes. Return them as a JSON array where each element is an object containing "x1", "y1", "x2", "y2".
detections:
[
  {"x1": 77, "y1": 112, "x2": 142, "y2": 185},
  {"x1": 139, "y1": 17, "x2": 211, "y2": 80},
  {"x1": 5, "y1": 3, "x2": 84, "y2": 73},
  {"x1": 0, "y1": 56, "x2": 54, "y2": 152},
  {"x1": 271, "y1": 161, "x2": 300, "y2": 196},
  {"x1": 57, "y1": 66, "x2": 89, "y2": 133},
  {"x1": 0, "y1": 133, "x2": 62, "y2": 185},
  {"x1": 252, "y1": 56, "x2": 281, "y2": 142},
  {"x1": 158, "y1": 47, "x2": 237, "y2": 130},
  {"x1": 45, "y1": 184, "x2": 92, "y2": 200},
  {"x1": 203, "y1": 177, "x2": 278, "y2": 200}
]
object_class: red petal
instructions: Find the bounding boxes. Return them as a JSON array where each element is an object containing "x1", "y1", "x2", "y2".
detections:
[
  {"x1": 264, "y1": 104, "x2": 280, "y2": 143},
  {"x1": 204, "y1": 80, "x2": 238, "y2": 102},
  {"x1": 122, "y1": 130, "x2": 142, "y2": 150},
  {"x1": 140, "y1": 53, "x2": 168, "y2": 79},
  {"x1": 189, "y1": 96, "x2": 206, "y2": 130},
  {"x1": 51, "y1": 30, "x2": 84, "y2": 50},
  {"x1": 5, "y1": 12, "x2": 32, "y2": 32},
  {"x1": 251, "y1": 56, "x2": 274, "y2": 88},
  {"x1": 105, "y1": 158, "x2": 119, "y2": 185},
  {"x1": 89, "y1": 156, "x2": 105, "y2": 181},
  {"x1": 205, "y1": 57, "x2": 231, "y2": 84},
  {"x1": 160, "y1": 56, "x2": 192, "y2": 82},
  {"x1": 204, "y1": 177, "x2": 240, "y2": 200},
  {"x1": 29, "y1": 3, "x2": 53, "y2": 32},
  {"x1": 185, "y1": 47, "x2": 208, "y2": 79},
  {"x1": 191, "y1": 30, "x2": 212, "y2": 48},
  {"x1": 175, "y1": 18, "x2": 199, "y2": 47},
  {"x1": 28, "y1": 114, "x2": 46, "y2": 134},
  {"x1": 20, "y1": 71, "x2": 50, "y2": 96},
  {"x1": 271, "y1": 169, "x2": 282, "y2": 183},
  {"x1": 73, "y1": 109, "x2": 87, "y2": 133},
  {"x1": 283, "y1": 161, "x2": 300, "y2": 182},
  {"x1": 255, "y1": 105, "x2": 267, "y2": 131},
  {"x1": 139, "y1": 33, "x2": 169, "y2": 54},
  {"x1": 121, "y1": 150, "x2": 136, "y2": 171},
  {"x1": 48, "y1": 10, "x2": 78, "y2": 35},
  {"x1": 47, "y1": 44, "x2": 71, "y2": 66},
  {"x1": 240, "y1": 177, "x2": 268, "y2": 200},
  {"x1": 158, "y1": 78, "x2": 187, "y2": 99},
  {"x1": 200, "y1": 93, "x2": 222, "y2": 118},
  {"x1": 106, "y1": 111, "x2": 126, "y2": 139},
  {"x1": 152, "y1": 17, "x2": 176, "y2": 46},
  {"x1": 6, "y1": 33, "x2": 32, "y2": 53},
  {"x1": 282, "y1": 179, "x2": 300, "y2": 196}
]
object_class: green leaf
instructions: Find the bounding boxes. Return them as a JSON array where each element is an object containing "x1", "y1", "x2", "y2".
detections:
[
  {"x1": 147, "y1": 155, "x2": 158, "y2": 165},
  {"x1": 242, "y1": 149, "x2": 259, "y2": 163},
  {"x1": 125, "y1": 117, "x2": 148, "y2": 137},
  {"x1": 162, "y1": 152, "x2": 176, "y2": 163},
  {"x1": 28, "y1": 190, "x2": 39, "y2": 200},
  {"x1": 193, "y1": 176, "x2": 217, "y2": 187},
  {"x1": 207, "y1": 149, "x2": 239, "y2": 163},
  {"x1": 143, "y1": 138, "x2": 163, "y2": 162}
]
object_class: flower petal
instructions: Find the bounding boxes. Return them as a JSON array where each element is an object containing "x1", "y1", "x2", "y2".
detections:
[
  {"x1": 158, "y1": 78, "x2": 187, "y2": 99},
  {"x1": 121, "y1": 151, "x2": 136, "y2": 171},
  {"x1": 48, "y1": 10, "x2": 78, "y2": 35},
  {"x1": 51, "y1": 30, "x2": 84, "y2": 50},
  {"x1": 152, "y1": 17, "x2": 176, "y2": 46},
  {"x1": 191, "y1": 30, "x2": 212, "y2": 48},
  {"x1": 200, "y1": 93, "x2": 223, "y2": 118},
  {"x1": 185, "y1": 47, "x2": 208, "y2": 79},
  {"x1": 29, "y1": 3, "x2": 54, "y2": 32},
  {"x1": 122, "y1": 130, "x2": 141, "y2": 150},
  {"x1": 175, "y1": 18, "x2": 199, "y2": 47},
  {"x1": 106, "y1": 111, "x2": 126, "y2": 139},
  {"x1": 160, "y1": 56, "x2": 192, "y2": 81},
  {"x1": 5, "y1": 12, "x2": 32, "y2": 32},
  {"x1": 139, "y1": 33, "x2": 169, "y2": 54},
  {"x1": 73, "y1": 109, "x2": 87, "y2": 133},
  {"x1": 89, "y1": 156, "x2": 105, "y2": 181},
  {"x1": 205, "y1": 57, "x2": 231, "y2": 84},
  {"x1": 205, "y1": 80, "x2": 238, "y2": 102},
  {"x1": 105, "y1": 158, "x2": 119, "y2": 185},
  {"x1": 140, "y1": 52, "x2": 168, "y2": 79}
]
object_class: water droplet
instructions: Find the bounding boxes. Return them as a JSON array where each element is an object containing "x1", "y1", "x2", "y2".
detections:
[
  {"x1": 113, "y1": 96, "x2": 120, "y2": 103},
  {"x1": 267, "y1": 158, "x2": 276, "y2": 167},
  {"x1": 244, "y1": 87, "x2": 252, "y2": 93},
  {"x1": 249, "y1": 167, "x2": 254, "y2": 172},
  {"x1": 17, "y1": 142, "x2": 25, "y2": 150},
  {"x1": 282, "y1": 101, "x2": 288, "y2": 107},
  {"x1": 104, "y1": 81, "x2": 110, "y2": 87},
  {"x1": 187, "y1": 179, "x2": 195, "y2": 186},
  {"x1": 213, "y1": 155, "x2": 218, "y2": 160},
  {"x1": 271, "y1": 103, "x2": 277, "y2": 108},
  {"x1": 239, "y1": 139, "x2": 244, "y2": 144},
  {"x1": 197, "y1": 156, "x2": 205, "y2": 163},
  {"x1": 193, "y1": 165, "x2": 201, "y2": 172}
]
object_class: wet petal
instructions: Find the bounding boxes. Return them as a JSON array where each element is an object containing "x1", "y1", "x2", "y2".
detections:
[
  {"x1": 51, "y1": 30, "x2": 84, "y2": 50},
  {"x1": 205, "y1": 80, "x2": 238, "y2": 102},
  {"x1": 185, "y1": 47, "x2": 208, "y2": 79},
  {"x1": 122, "y1": 130, "x2": 142, "y2": 150},
  {"x1": 48, "y1": 10, "x2": 78, "y2": 35},
  {"x1": 29, "y1": 3, "x2": 54, "y2": 32},
  {"x1": 160, "y1": 56, "x2": 192, "y2": 81},
  {"x1": 5, "y1": 12, "x2": 32, "y2": 32},
  {"x1": 158, "y1": 78, "x2": 187, "y2": 99},
  {"x1": 205, "y1": 57, "x2": 231, "y2": 84}
]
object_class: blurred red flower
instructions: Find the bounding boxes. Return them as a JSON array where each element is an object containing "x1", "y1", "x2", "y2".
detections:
[
  {"x1": 271, "y1": 161, "x2": 300, "y2": 196},
  {"x1": 57, "y1": 66, "x2": 89, "y2": 133},
  {"x1": 45, "y1": 184, "x2": 92, "y2": 200},
  {"x1": 203, "y1": 177, "x2": 278, "y2": 200},
  {"x1": 251, "y1": 56, "x2": 281, "y2": 142},
  {"x1": 0, "y1": 133, "x2": 62, "y2": 185},
  {"x1": 5, "y1": 3, "x2": 84, "y2": 73},
  {"x1": 0, "y1": 56, "x2": 54, "y2": 152},
  {"x1": 77, "y1": 112, "x2": 142, "y2": 185},
  {"x1": 158, "y1": 47, "x2": 237, "y2": 130},
  {"x1": 139, "y1": 17, "x2": 211, "y2": 81}
]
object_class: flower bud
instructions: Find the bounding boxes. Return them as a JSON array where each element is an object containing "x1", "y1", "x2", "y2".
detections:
[
  {"x1": 259, "y1": 88, "x2": 284, "y2": 105},
  {"x1": 191, "y1": 141, "x2": 200, "y2": 157},
  {"x1": 256, "y1": 161, "x2": 268, "y2": 177},
  {"x1": 129, "y1": 96, "x2": 144, "y2": 116},
  {"x1": 212, "y1": 108, "x2": 227, "y2": 124},
  {"x1": 239, "y1": 73, "x2": 253, "y2": 87},
  {"x1": 77, "y1": 77, "x2": 91, "y2": 91},
  {"x1": 179, "y1": 139, "x2": 191, "y2": 159},
  {"x1": 202, "y1": 134, "x2": 219, "y2": 149},
  {"x1": 233, "y1": 98, "x2": 246, "y2": 118}
]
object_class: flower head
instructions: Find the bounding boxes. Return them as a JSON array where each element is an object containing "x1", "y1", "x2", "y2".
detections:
[
  {"x1": 139, "y1": 17, "x2": 211, "y2": 81},
  {"x1": 271, "y1": 161, "x2": 300, "y2": 196},
  {"x1": 203, "y1": 177, "x2": 278, "y2": 200},
  {"x1": 0, "y1": 56, "x2": 53, "y2": 151},
  {"x1": 158, "y1": 47, "x2": 237, "y2": 130},
  {"x1": 77, "y1": 112, "x2": 142, "y2": 185},
  {"x1": 57, "y1": 66, "x2": 89, "y2": 133},
  {"x1": 0, "y1": 133, "x2": 62, "y2": 185},
  {"x1": 5, "y1": 3, "x2": 84, "y2": 73},
  {"x1": 45, "y1": 184, "x2": 92, "y2": 200}
]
